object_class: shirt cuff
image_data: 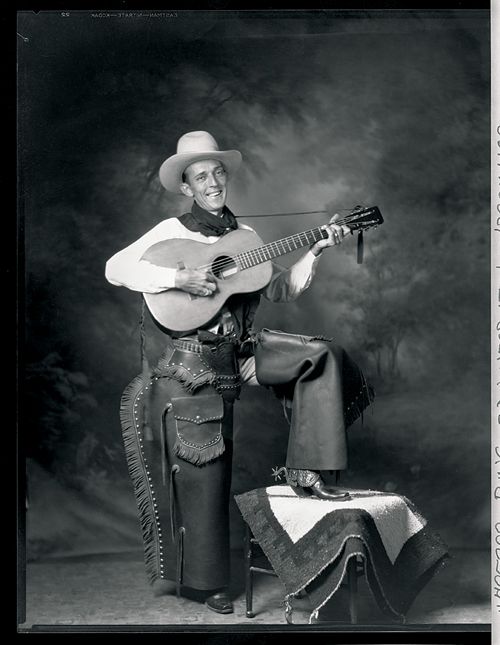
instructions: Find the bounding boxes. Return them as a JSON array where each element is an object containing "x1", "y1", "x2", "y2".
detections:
[{"x1": 302, "y1": 249, "x2": 322, "y2": 269}]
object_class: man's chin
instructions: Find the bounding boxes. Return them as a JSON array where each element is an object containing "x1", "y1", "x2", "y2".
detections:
[{"x1": 206, "y1": 200, "x2": 226, "y2": 212}]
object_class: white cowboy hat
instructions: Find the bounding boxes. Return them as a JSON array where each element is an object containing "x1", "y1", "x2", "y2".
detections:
[{"x1": 159, "y1": 131, "x2": 242, "y2": 193}]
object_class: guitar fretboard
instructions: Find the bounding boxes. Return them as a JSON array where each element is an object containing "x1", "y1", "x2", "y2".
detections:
[{"x1": 235, "y1": 227, "x2": 328, "y2": 269}]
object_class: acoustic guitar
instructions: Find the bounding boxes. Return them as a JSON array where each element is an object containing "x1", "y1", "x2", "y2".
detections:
[{"x1": 141, "y1": 205, "x2": 384, "y2": 332}]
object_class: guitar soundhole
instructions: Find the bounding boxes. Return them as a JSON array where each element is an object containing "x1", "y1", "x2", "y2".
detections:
[{"x1": 211, "y1": 255, "x2": 238, "y2": 280}]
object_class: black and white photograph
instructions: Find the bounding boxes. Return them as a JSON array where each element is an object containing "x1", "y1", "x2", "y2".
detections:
[{"x1": 17, "y1": 4, "x2": 491, "y2": 638}]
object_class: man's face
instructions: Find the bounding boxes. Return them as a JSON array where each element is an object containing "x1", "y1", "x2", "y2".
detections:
[{"x1": 181, "y1": 159, "x2": 228, "y2": 214}]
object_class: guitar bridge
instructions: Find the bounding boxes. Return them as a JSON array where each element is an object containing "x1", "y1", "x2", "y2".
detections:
[{"x1": 219, "y1": 265, "x2": 238, "y2": 278}]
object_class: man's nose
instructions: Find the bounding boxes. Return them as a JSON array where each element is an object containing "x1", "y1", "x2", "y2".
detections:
[{"x1": 208, "y1": 172, "x2": 220, "y2": 186}]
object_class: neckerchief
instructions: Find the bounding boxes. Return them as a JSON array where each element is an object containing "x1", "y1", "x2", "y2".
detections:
[{"x1": 178, "y1": 201, "x2": 238, "y2": 237}]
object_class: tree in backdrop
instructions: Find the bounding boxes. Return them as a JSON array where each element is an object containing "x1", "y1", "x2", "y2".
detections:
[
  {"x1": 21, "y1": 19, "x2": 325, "y2": 476},
  {"x1": 20, "y1": 15, "x2": 489, "y2": 479}
]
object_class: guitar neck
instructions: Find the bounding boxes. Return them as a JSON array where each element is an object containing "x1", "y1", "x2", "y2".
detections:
[{"x1": 235, "y1": 227, "x2": 328, "y2": 269}]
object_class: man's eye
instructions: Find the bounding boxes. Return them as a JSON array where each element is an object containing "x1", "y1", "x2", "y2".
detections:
[{"x1": 216, "y1": 169, "x2": 225, "y2": 176}]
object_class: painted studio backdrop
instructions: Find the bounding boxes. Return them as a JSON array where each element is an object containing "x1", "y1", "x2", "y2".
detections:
[{"x1": 19, "y1": 10, "x2": 489, "y2": 561}]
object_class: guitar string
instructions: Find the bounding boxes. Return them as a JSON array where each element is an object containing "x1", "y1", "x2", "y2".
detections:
[
  {"x1": 193, "y1": 212, "x2": 368, "y2": 274},
  {"x1": 194, "y1": 213, "x2": 368, "y2": 273},
  {"x1": 195, "y1": 228, "x2": 328, "y2": 273}
]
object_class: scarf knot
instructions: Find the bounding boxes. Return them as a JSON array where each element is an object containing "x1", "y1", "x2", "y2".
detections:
[{"x1": 178, "y1": 202, "x2": 238, "y2": 237}]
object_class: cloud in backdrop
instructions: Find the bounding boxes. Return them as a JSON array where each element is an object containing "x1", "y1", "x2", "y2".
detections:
[{"x1": 19, "y1": 10, "x2": 490, "y2": 555}]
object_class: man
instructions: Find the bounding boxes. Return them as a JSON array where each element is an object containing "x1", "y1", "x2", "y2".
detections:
[{"x1": 105, "y1": 131, "x2": 373, "y2": 614}]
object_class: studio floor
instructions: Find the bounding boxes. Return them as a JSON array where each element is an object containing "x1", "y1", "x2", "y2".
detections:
[{"x1": 19, "y1": 547, "x2": 490, "y2": 631}]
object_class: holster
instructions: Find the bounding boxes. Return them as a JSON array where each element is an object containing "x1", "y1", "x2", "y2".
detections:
[
  {"x1": 152, "y1": 338, "x2": 237, "y2": 466},
  {"x1": 198, "y1": 330, "x2": 242, "y2": 403}
]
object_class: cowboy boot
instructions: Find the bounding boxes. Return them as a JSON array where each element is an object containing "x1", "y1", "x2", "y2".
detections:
[
  {"x1": 286, "y1": 468, "x2": 351, "y2": 501},
  {"x1": 205, "y1": 588, "x2": 234, "y2": 614}
]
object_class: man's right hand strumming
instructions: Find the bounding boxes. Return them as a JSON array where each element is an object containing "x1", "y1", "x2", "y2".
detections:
[{"x1": 175, "y1": 268, "x2": 217, "y2": 297}]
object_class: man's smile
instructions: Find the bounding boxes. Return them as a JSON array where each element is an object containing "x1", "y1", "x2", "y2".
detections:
[{"x1": 182, "y1": 159, "x2": 229, "y2": 214}]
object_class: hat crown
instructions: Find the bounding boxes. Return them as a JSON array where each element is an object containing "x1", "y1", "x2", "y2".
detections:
[
  {"x1": 159, "y1": 131, "x2": 241, "y2": 193},
  {"x1": 177, "y1": 131, "x2": 220, "y2": 155}
]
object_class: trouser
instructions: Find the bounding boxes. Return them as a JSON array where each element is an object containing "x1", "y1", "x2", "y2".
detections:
[{"x1": 120, "y1": 331, "x2": 373, "y2": 590}]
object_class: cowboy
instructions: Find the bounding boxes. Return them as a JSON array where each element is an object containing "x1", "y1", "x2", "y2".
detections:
[{"x1": 105, "y1": 131, "x2": 373, "y2": 614}]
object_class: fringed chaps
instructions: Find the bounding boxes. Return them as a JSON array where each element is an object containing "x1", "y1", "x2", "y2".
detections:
[
  {"x1": 119, "y1": 342, "x2": 233, "y2": 590},
  {"x1": 254, "y1": 328, "x2": 375, "y2": 471}
]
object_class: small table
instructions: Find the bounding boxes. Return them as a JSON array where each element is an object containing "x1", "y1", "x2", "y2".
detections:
[
  {"x1": 235, "y1": 485, "x2": 449, "y2": 624},
  {"x1": 244, "y1": 523, "x2": 365, "y2": 624}
]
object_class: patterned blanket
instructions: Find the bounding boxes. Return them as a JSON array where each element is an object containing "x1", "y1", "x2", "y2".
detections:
[{"x1": 234, "y1": 485, "x2": 449, "y2": 622}]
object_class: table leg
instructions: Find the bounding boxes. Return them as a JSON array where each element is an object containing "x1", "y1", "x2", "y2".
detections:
[
  {"x1": 348, "y1": 556, "x2": 358, "y2": 624},
  {"x1": 245, "y1": 525, "x2": 255, "y2": 618}
]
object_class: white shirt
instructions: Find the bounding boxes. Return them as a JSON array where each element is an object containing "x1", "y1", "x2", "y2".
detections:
[{"x1": 105, "y1": 216, "x2": 320, "y2": 332}]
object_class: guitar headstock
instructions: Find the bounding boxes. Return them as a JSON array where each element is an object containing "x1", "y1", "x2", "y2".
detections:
[{"x1": 345, "y1": 205, "x2": 384, "y2": 232}]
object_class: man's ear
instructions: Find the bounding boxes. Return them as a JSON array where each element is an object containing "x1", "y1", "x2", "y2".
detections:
[{"x1": 179, "y1": 182, "x2": 194, "y2": 198}]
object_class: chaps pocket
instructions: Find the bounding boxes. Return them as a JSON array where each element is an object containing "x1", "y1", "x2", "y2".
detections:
[{"x1": 171, "y1": 394, "x2": 225, "y2": 466}]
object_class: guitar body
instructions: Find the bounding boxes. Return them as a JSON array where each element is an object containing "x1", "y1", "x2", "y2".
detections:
[
  {"x1": 140, "y1": 205, "x2": 384, "y2": 332},
  {"x1": 141, "y1": 228, "x2": 273, "y2": 332}
]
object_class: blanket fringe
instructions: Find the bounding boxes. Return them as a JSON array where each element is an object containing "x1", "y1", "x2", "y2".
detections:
[
  {"x1": 308, "y1": 608, "x2": 319, "y2": 624},
  {"x1": 120, "y1": 375, "x2": 161, "y2": 583}
]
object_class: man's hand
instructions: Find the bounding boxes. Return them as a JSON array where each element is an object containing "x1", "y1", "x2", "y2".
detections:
[
  {"x1": 310, "y1": 213, "x2": 351, "y2": 257},
  {"x1": 175, "y1": 268, "x2": 217, "y2": 296}
]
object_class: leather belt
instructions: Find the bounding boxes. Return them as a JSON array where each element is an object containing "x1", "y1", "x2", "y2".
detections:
[{"x1": 172, "y1": 338, "x2": 203, "y2": 353}]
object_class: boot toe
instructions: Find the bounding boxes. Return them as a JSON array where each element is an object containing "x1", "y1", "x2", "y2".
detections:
[
  {"x1": 309, "y1": 479, "x2": 351, "y2": 501},
  {"x1": 205, "y1": 591, "x2": 234, "y2": 614}
]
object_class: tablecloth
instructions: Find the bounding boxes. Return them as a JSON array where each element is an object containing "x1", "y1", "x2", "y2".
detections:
[{"x1": 234, "y1": 485, "x2": 449, "y2": 621}]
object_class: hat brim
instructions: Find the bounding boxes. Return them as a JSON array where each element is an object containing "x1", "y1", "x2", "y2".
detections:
[{"x1": 159, "y1": 150, "x2": 242, "y2": 193}]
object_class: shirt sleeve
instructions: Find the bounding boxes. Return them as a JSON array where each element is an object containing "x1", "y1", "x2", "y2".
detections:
[
  {"x1": 263, "y1": 250, "x2": 320, "y2": 302},
  {"x1": 105, "y1": 220, "x2": 180, "y2": 293}
]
